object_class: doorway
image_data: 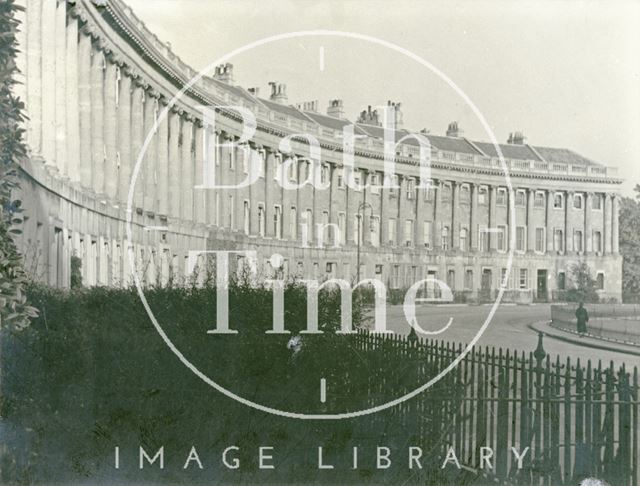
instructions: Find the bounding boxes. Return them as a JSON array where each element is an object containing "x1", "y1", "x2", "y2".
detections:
[
  {"x1": 480, "y1": 269, "x2": 492, "y2": 301},
  {"x1": 536, "y1": 269, "x2": 548, "y2": 302}
]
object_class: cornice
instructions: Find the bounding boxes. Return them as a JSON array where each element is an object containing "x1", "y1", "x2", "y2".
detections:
[{"x1": 71, "y1": 0, "x2": 623, "y2": 188}]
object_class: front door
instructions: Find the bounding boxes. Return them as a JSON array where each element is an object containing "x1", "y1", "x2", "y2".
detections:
[
  {"x1": 536, "y1": 269, "x2": 548, "y2": 301},
  {"x1": 480, "y1": 269, "x2": 492, "y2": 301}
]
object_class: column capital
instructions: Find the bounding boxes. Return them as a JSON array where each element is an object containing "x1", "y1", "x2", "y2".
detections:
[{"x1": 170, "y1": 105, "x2": 184, "y2": 115}]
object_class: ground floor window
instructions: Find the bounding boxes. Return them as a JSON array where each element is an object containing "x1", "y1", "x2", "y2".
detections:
[
  {"x1": 392, "y1": 265, "x2": 400, "y2": 289},
  {"x1": 596, "y1": 272, "x2": 604, "y2": 290},
  {"x1": 501, "y1": 267, "x2": 508, "y2": 288},
  {"x1": 447, "y1": 269, "x2": 455, "y2": 290},
  {"x1": 464, "y1": 269, "x2": 473, "y2": 290},
  {"x1": 557, "y1": 271, "x2": 566, "y2": 290},
  {"x1": 519, "y1": 268, "x2": 528, "y2": 289}
]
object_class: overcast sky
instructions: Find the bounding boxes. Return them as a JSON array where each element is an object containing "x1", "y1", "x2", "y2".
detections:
[{"x1": 126, "y1": 0, "x2": 640, "y2": 195}]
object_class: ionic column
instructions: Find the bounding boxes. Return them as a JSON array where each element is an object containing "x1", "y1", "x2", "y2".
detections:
[
  {"x1": 104, "y1": 61, "x2": 118, "y2": 199},
  {"x1": 54, "y1": 0, "x2": 66, "y2": 174},
  {"x1": 65, "y1": 14, "x2": 80, "y2": 182},
  {"x1": 585, "y1": 192, "x2": 593, "y2": 253},
  {"x1": 526, "y1": 188, "x2": 535, "y2": 252},
  {"x1": 193, "y1": 122, "x2": 206, "y2": 224},
  {"x1": 433, "y1": 179, "x2": 442, "y2": 249},
  {"x1": 167, "y1": 109, "x2": 181, "y2": 217},
  {"x1": 265, "y1": 148, "x2": 277, "y2": 237},
  {"x1": 612, "y1": 194, "x2": 620, "y2": 254},
  {"x1": 181, "y1": 116, "x2": 194, "y2": 221},
  {"x1": 565, "y1": 191, "x2": 574, "y2": 254},
  {"x1": 157, "y1": 99, "x2": 170, "y2": 216},
  {"x1": 414, "y1": 174, "x2": 424, "y2": 247},
  {"x1": 604, "y1": 193, "x2": 612, "y2": 254},
  {"x1": 143, "y1": 92, "x2": 158, "y2": 213},
  {"x1": 117, "y1": 72, "x2": 132, "y2": 203},
  {"x1": 545, "y1": 190, "x2": 553, "y2": 253},
  {"x1": 470, "y1": 183, "x2": 478, "y2": 251},
  {"x1": 206, "y1": 129, "x2": 221, "y2": 226},
  {"x1": 27, "y1": 0, "x2": 42, "y2": 154},
  {"x1": 130, "y1": 83, "x2": 144, "y2": 208},
  {"x1": 379, "y1": 173, "x2": 389, "y2": 247},
  {"x1": 488, "y1": 185, "x2": 497, "y2": 251},
  {"x1": 77, "y1": 31, "x2": 92, "y2": 188},
  {"x1": 41, "y1": 0, "x2": 56, "y2": 166},
  {"x1": 90, "y1": 48, "x2": 105, "y2": 194},
  {"x1": 451, "y1": 181, "x2": 460, "y2": 250}
]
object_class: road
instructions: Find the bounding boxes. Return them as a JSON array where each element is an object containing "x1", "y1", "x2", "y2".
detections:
[{"x1": 366, "y1": 303, "x2": 640, "y2": 370}]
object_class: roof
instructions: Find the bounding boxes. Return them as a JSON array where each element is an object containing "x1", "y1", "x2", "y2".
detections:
[
  {"x1": 474, "y1": 142, "x2": 542, "y2": 161},
  {"x1": 106, "y1": 0, "x2": 609, "y2": 172},
  {"x1": 303, "y1": 111, "x2": 369, "y2": 135},
  {"x1": 259, "y1": 98, "x2": 316, "y2": 123},
  {"x1": 426, "y1": 135, "x2": 483, "y2": 155},
  {"x1": 533, "y1": 146, "x2": 601, "y2": 167}
]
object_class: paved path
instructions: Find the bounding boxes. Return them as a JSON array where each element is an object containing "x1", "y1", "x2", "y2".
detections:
[{"x1": 369, "y1": 304, "x2": 640, "y2": 370}]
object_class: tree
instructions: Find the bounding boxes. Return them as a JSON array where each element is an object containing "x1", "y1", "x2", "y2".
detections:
[
  {"x1": 0, "y1": 0, "x2": 38, "y2": 329},
  {"x1": 566, "y1": 261, "x2": 599, "y2": 303},
  {"x1": 619, "y1": 186, "x2": 640, "y2": 302}
]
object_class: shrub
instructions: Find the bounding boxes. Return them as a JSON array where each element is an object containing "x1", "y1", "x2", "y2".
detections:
[{"x1": 0, "y1": 0, "x2": 38, "y2": 330}]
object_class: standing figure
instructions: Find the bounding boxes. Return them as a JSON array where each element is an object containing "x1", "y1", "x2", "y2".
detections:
[{"x1": 575, "y1": 302, "x2": 589, "y2": 336}]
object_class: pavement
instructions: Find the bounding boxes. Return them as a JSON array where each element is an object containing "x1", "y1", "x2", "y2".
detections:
[
  {"x1": 529, "y1": 319, "x2": 640, "y2": 357},
  {"x1": 368, "y1": 303, "x2": 640, "y2": 369}
]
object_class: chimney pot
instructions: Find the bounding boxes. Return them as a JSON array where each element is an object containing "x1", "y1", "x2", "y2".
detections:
[
  {"x1": 446, "y1": 121, "x2": 461, "y2": 137},
  {"x1": 507, "y1": 131, "x2": 526, "y2": 144},
  {"x1": 213, "y1": 63, "x2": 234, "y2": 84}
]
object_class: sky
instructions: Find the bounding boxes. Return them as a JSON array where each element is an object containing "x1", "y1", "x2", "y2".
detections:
[{"x1": 126, "y1": 0, "x2": 640, "y2": 195}]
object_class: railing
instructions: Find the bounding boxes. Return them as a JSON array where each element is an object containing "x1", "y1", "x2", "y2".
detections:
[
  {"x1": 350, "y1": 331, "x2": 640, "y2": 485},
  {"x1": 551, "y1": 304, "x2": 640, "y2": 345}
]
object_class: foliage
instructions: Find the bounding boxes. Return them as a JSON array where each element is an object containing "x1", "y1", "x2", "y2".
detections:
[
  {"x1": 566, "y1": 261, "x2": 599, "y2": 303},
  {"x1": 0, "y1": 0, "x2": 38, "y2": 330},
  {"x1": 0, "y1": 283, "x2": 468, "y2": 484},
  {"x1": 70, "y1": 254, "x2": 82, "y2": 289},
  {"x1": 619, "y1": 186, "x2": 640, "y2": 302}
]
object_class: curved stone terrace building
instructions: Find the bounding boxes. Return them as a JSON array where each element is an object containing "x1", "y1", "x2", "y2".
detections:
[{"x1": 10, "y1": 0, "x2": 623, "y2": 302}]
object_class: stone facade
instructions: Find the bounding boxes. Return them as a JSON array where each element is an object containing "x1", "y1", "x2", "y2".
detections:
[{"x1": 11, "y1": 0, "x2": 624, "y2": 301}]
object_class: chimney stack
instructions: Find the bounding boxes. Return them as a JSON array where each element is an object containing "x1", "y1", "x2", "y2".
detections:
[
  {"x1": 507, "y1": 131, "x2": 526, "y2": 145},
  {"x1": 295, "y1": 100, "x2": 318, "y2": 112},
  {"x1": 357, "y1": 105, "x2": 381, "y2": 126},
  {"x1": 269, "y1": 82, "x2": 288, "y2": 104},
  {"x1": 247, "y1": 87, "x2": 260, "y2": 97},
  {"x1": 387, "y1": 100, "x2": 403, "y2": 129},
  {"x1": 446, "y1": 121, "x2": 462, "y2": 137},
  {"x1": 213, "y1": 63, "x2": 234, "y2": 84},
  {"x1": 326, "y1": 99, "x2": 344, "y2": 118}
]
